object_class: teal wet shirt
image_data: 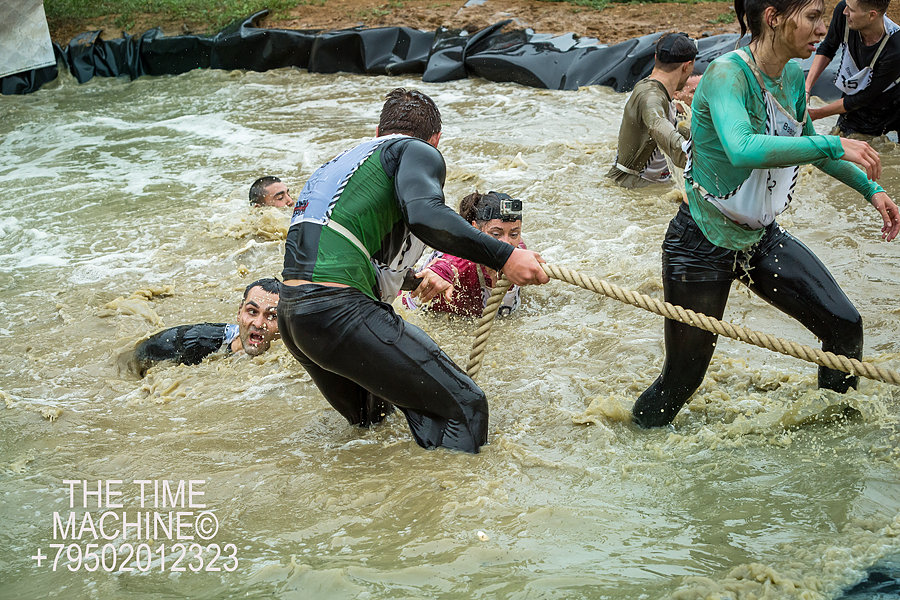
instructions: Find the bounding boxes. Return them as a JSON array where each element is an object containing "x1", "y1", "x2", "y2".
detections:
[{"x1": 686, "y1": 49, "x2": 884, "y2": 251}]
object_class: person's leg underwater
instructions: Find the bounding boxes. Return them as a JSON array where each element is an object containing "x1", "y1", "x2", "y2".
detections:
[
  {"x1": 279, "y1": 286, "x2": 393, "y2": 427},
  {"x1": 280, "y1": 285, "x2": 487, "y2": 452},
  {"x1": 633, "y1": 279, "x2": 731, "y2": 427},
  {"x1": 349, "y1": 297, "x2": 489, "y2": 453}
]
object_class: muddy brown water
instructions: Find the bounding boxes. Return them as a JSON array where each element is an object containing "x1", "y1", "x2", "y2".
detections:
[{"x1": 1, "y1": 67, "x2": 899, "y2": 599}]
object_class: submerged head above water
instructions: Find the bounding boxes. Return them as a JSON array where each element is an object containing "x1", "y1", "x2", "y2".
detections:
[
  {"x1": 249, "y1": 176, "x2": 293, "y2": 208},
  {"x1": 235, "y1": 278, "x2": 282, "y2": 357}
]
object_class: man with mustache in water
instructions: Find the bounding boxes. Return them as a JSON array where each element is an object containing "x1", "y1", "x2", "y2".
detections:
[
  {"x1": 277, "y1": 87, "x2": 549, "y2": 453},
  {"x1": 131, "y1": 278, "x2": 281, "y2": 376}
]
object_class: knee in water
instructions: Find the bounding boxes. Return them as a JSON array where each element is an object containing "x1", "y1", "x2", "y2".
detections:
[
  {"x1": 460, "y1": 387, "x2": 488, "y2": 414},
  {"x1": 840, "y1": 311, "x2": 863, "y2": 341},
  {"x1": 824, "y1": 309, "x2": 863, "y2": 356}
]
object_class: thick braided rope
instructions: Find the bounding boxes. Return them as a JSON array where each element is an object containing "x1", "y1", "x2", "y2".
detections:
[
  {"x1": 466, "y1": 264, "x2": 900, "y2": 386},
  {"x1": 466, "y1": 276, "x2": 513, "y2": 379}
]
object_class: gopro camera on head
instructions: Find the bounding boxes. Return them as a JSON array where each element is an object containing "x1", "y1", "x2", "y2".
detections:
[
  {"x1": 500, "y1": 198, "x2": 523, "y2": 221},
  {"x1": 476, "y1": 192, "x2": 524, "y2": 222}
]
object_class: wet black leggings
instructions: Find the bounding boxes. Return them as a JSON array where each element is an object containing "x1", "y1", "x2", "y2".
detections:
[
  {"x1": 278, "y1": 284, "x2": 489, "y2": 453},
  {"x1": 632, "y1": 208, "x2": 863, "y2": 428}
]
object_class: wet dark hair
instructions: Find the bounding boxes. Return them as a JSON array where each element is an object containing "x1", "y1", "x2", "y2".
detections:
[
  {"x1": 243, "y1": 277, "x2": 281, "y2": 300},
  {"x1": 249, "y1": 176, "x2": 281, "y2": 206},
  {"x1": 459, "y1": 191, "x2": 485, "y2": 222},
  {"x1": 378, "y1": 88, "x2": 441, "y2": 142},
  {"x1": 859, "y1": 0, "x2": 889, "y2": 14},
  {"x1": 458, "y1": 191, "x2": 522, "y2": 224},
  {"x1": 735, "y1": 0, "x2": 818, "y2": 41}
]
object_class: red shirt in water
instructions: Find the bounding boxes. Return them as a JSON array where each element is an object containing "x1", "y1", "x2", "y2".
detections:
[{"x1": 401, "y1": 241, "x2": 526, "y2": 317}]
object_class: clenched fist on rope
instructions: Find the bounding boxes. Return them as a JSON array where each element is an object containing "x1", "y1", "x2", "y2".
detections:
[{"x1": 500, "y1": 248, "x2": 549, "y2": 286}]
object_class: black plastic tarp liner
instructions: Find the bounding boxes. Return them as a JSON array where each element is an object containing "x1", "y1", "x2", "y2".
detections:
[
  {"x1": 1, "y1": 9, "x2": 843, "y2": 100},
  {"x1": 425, "y1": 26, "x2": 664, "y2": 90},
  {"x1": 1, "y1": 42, "x2": 64, "y2": 95},
  {"x1": 308, "y1": 27, "x2": 434, "y2": 74}
]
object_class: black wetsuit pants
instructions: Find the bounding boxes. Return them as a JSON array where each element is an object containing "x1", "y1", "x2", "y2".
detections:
[
  {"x1": 836, "y1": 100, "x2": 900, "y2": 138},
  {"x1": 632, "y1": 203, "x2": 863, "y2": 428},
  {"x1": 277, "y1": 284, "x2": 489, "y2": 453}
]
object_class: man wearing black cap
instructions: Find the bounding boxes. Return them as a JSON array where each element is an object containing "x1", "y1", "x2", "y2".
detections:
[{"x1": 607, "y1": 32, "x2": 699, "y2": 189}]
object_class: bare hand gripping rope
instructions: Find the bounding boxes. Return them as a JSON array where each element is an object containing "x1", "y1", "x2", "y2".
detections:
[{"x1": 466, "y1": 263, "x2": 900, "y2": 386}]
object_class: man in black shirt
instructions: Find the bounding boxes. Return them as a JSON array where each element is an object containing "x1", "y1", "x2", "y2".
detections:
[
  {"x1": 805, "y1": 0, "x2": 900, "y2": 136},
  {"x1": 130, "y1": 278, "x2": 281, "y2": 376}
]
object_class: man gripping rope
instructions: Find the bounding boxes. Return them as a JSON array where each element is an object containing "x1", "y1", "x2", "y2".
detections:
[{"x1": 277, "y1": 88, "x2": 548, "y2": 453}]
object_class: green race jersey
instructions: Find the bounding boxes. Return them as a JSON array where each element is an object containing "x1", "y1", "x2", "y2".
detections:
[
  {"x1": 283, "y1": 136, "x2": 514, "y2": 299},
  {"x1": 686, "y1": 49, "x2": 884, "y2": 250}
]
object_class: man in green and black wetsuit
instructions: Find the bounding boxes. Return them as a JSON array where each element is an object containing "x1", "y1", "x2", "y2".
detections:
[
  {"x1": 278, "y1": 88, "x2": 549, "y2": 453},
  {"x1": 607, "y1": 32, "x2": 698, "y2": 189}
]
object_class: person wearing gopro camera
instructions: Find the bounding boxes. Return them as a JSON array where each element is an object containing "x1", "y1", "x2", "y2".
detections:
[
  {"x1": 607, "y1": 32, "x2": 699, "y2": 189},
  {"x1": 401, "y1": 190, "x2": 527, "y2": 317}
]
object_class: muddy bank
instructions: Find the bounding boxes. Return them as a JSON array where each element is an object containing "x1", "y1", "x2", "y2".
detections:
[
  {"x1": 48, "y1": 0, "x2": 742, "y2": 45},
  {"x1": 47, "y1": 0, "x2": 900, "y2": 48}
]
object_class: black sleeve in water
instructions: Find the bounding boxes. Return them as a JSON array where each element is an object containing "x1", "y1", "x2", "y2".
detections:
[{"x1": 132, "y1": 323, "x2": 229, "y2": 375}]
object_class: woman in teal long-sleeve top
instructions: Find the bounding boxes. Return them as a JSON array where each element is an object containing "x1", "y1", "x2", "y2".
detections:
[{"x1": 632, "y1": 0, "x2": 899, "y2": 428}]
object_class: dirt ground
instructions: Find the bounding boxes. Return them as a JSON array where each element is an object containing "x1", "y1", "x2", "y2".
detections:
[
  {"x1": 265, "y1": 0, "x2": 743, "y2": 42},
  {"x1": 47, "y1": 0, "x2": 900, "y2": 47},
  {"x1": 46, "y1": 0, "x2": 739, "y2": 46}
]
